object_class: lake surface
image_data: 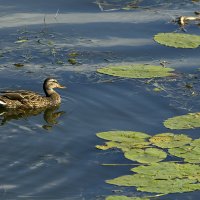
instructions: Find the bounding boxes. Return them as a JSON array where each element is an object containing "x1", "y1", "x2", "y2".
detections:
[{"x1": 0, "y1": 0, "x2": 200, "y2": 199}]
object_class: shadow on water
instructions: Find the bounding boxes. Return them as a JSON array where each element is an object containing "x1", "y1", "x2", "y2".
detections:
[{"x1": 0, "y1": 106, "x2": 65, "y2": 129}]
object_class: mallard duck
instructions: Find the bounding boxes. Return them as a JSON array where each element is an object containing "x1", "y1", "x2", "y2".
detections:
[{"x1": 0, "y1": 78, "x2": 65, "y2": 109}]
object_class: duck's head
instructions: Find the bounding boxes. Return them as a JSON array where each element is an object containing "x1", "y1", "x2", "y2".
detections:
[{"x1": 43, "y1": 78, "x2": 65, "y2": 96}]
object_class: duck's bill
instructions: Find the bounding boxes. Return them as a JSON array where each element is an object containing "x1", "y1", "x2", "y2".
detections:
[{"x1": 57, "y1": 84, "x2": 66, "y2": 89}]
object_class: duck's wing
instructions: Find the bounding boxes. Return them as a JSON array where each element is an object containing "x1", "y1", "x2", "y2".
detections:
[{"x1": 1, "y1": 90, "x2": 42, "y2": 101}]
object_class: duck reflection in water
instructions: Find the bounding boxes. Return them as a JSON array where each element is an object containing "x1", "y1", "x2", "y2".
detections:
[{"x1": 0, "y1": 106, "x2": 65, "y2": 129}]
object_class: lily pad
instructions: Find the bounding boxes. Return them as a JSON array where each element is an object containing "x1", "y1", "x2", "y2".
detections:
[
  {"x1": 149, "y1": 133, "x2": 192, "y2": 148},
  {"x1": 154, "y1": 33, "x2": 200, "y2": 48},
  {"x1": 96, "y1": 131, "x2": 151, "y2": 143},
  {"x1": 97, "y1": 65, "x2": 175, "y2": 79},
  {"x1": 124, "y1": 148, "x2": 167, "y2": 163},
  {"x1": 169, "y1": 139, "x2": 200, "y2": 164},
  {"x1": 107, "y1": 173, "x2": 200, "y2": 194},
  {"x1": 96, "y1": 140, "x2": 150, "y2": 151},
  {"x1": 132, "y1": 162, "x2": 200, "y2": 180},
  {"x1": 15, "y1": 39, "x2": 28, "y2": 43},
  {"x1": 106, "y1": 196, "x2": 149, "y2": 200},
  {"x1": 107, "y1": 162, "x2": 200, "y2": 194},
  {"x1": 164, "y1": 112, "x2": 200, "y2": 130}
]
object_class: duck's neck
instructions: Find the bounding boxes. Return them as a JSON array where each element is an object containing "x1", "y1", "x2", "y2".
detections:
[
  {"x1": 44, "y1": 88, "x2": 61, "y2": 104},
  {"x1": 44, "y1": 87, "x2": 55, "y2": 97}
]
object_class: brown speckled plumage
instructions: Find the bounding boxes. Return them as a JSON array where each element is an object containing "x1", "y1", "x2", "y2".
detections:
[{"x1": 0, "y1": 78, "x2": 65, "y2": 109}]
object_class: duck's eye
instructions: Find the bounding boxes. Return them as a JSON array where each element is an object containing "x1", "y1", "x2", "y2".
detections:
[{"x1": 50, "y1": 80, "x2": 57, "y2": 83}]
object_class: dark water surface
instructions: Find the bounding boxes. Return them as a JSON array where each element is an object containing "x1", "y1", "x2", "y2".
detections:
[{"x1": 0, "y1": 0, "x2": 200, "y2": 199}]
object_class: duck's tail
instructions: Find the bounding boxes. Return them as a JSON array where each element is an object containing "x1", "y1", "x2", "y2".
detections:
[{"x1": 0, "y1": 99, "x2": 7, "y2": 107}]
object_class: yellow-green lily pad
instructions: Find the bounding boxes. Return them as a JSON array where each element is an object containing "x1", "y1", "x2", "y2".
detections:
[
  {"x1": 107, "y1": 173, "x2": 200, "y2": 194},
  {"x1": 96, "y1": 140, "x2": 150, "y2": 151},
  {"x1": 149, "y1": 133, "x2": 192, "y2": 148},
  {"x1": 169, "y1": 139, "x2": 200, "y2": 164},
  {"x1": 97, "y1": 64, "x2": 175, "y2": 79},
  {"x1": 107, "y1": 162, "x2": 200, "y2": 194},
  {"x1": 132, "y1": 162, "x2": 200, "y2": 180},
  {"x1": 124, "y1": 148, "x2": 167, "y2": 163},
  {"x1": 164, "y1": 112, "x2": 200, "y2": 130},
  {"x1": 154, "y1": 33, "x2": 200, "y2": 48},
  {"x1": 96, "y1": 131, "x2": 151, "y2": 143},
  {"x1": 106, "y1": 196, "x2": 149, "y2": 200}
]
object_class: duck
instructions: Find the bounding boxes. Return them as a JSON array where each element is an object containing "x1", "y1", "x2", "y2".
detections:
[{"x1": 0, "y1": 78, "x2": 65, "y2": 109}]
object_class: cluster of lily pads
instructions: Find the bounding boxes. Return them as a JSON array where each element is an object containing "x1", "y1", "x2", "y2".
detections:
[
  {"x1": 95, "y1": 32, "x2": 200, "y2": 199},
  {"x1": 96, "y1": 131, "x2": 200, "y2": 199}
]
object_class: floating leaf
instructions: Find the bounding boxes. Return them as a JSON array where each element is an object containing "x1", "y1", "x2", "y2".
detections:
[
  {"x1": 169, "y1": 139, "x2": 200, "y2": 164},
  {"x1": 15, "y1": 39, "x2": 28, "y2": 43},
  {"x1": 154, "y1": 33, "x2": 200, "y2": 48},
  {"x1": 96, "y1": 140, "x2": 150, "y2": 151},
  {"x1": 164, "y1": 112, "x2": 200, "y2": 130},
  {"x1": 106, "y1": 196, "x2": 149, "y2": 200},
  {"x1": 191, "y1": 138, "x2": 200, "y2": 146},
  {"x1": 97, "y1": 65, "x2": 175, "y2": 79},
  {"x1": 13, "y1": 63, "x2": 24, "y2": 67},
  {"x1": 95, "y1": 141, "x2": 117, "y2": 150},
  {"x1": 56, "y1": 60, "x2": 64, "y2": 65},
  {"x1": 107, "y1": 173, "x2": 200, "y2": 194},
  {"x1": 149, "y1": 133, "x2": 192, "y2": 148},
  {"x1": 107, "y1": 162, "x2": 200, "y2": 194},
  {"x1": 124, "y1": 148, "x2": 167, "y2": 163},
  {"x1": 97, "y1": 131, "x2": 151, "y2": 143},
  {"x1": 68, "y1": 58, "x2": 77, "y2": 65},
  {"x1": 153, "y1": 87, "x2": 162, "y2": 92},
  {"x1": 68, "y1": 52, "x2": 79, "y2": 57},
  {"x1": 132, "y1": 162, "x2": 200, "y2": 180},
  {"x1": 96, "y1": 131, "x2": 151, "y2": 153}
]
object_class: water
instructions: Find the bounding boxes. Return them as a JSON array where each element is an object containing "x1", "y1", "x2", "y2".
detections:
[{"x1": 0, "y1": 0, "x2": 200, "y2": 199}]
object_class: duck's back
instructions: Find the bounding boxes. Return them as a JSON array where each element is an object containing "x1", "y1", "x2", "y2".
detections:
[{"x1": 0, "y1": 90, "x2": 50, "y2": 109}]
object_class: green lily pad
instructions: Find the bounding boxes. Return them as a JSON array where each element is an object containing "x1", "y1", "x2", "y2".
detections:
[
  {"x1": 124, "y1": 148, "x2": 167, "y2": 163},
  {"x1": 97, "y1": 64, "x2": 175, "y2": 79},
  {"x1": 132, "y1": 162, "x2": 200, "y2": 180},
  {"x1": 96, "y1": 131, "x2": 151, "y2": 154},
  {"x1": 107, "y1": 162, "x2": 200, "y2": 194},
  {"x1": 96, "y1": 140, "x2": 150, "y2": 151},
  {"x1": 154, "y1": 33, "x2": 200, "y2": 48},
  {"x1": 96, "y1": 131, "x2": 151, "y2": 143},
  {"x1": 169, "y1": 139, "x2": 200, "y2": 164},
  {"x1": 106, "y1": 196, "x2": 149, "y2": 200},
  {"x1": 164, "y1": 112, "x2": 200, "y2": 130},
  {"x1": 191, "y1": 138, "x2": 200, "y2": 146},
  {"x1": 15, "y1": 39, "x2": 28, "y2": 43},
  {"x1": 149, "y1": 133, "x2": 192, "y2": 148},
  {"x1": 107, "y1": 173, "x2": 200, "y2": 194}
]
